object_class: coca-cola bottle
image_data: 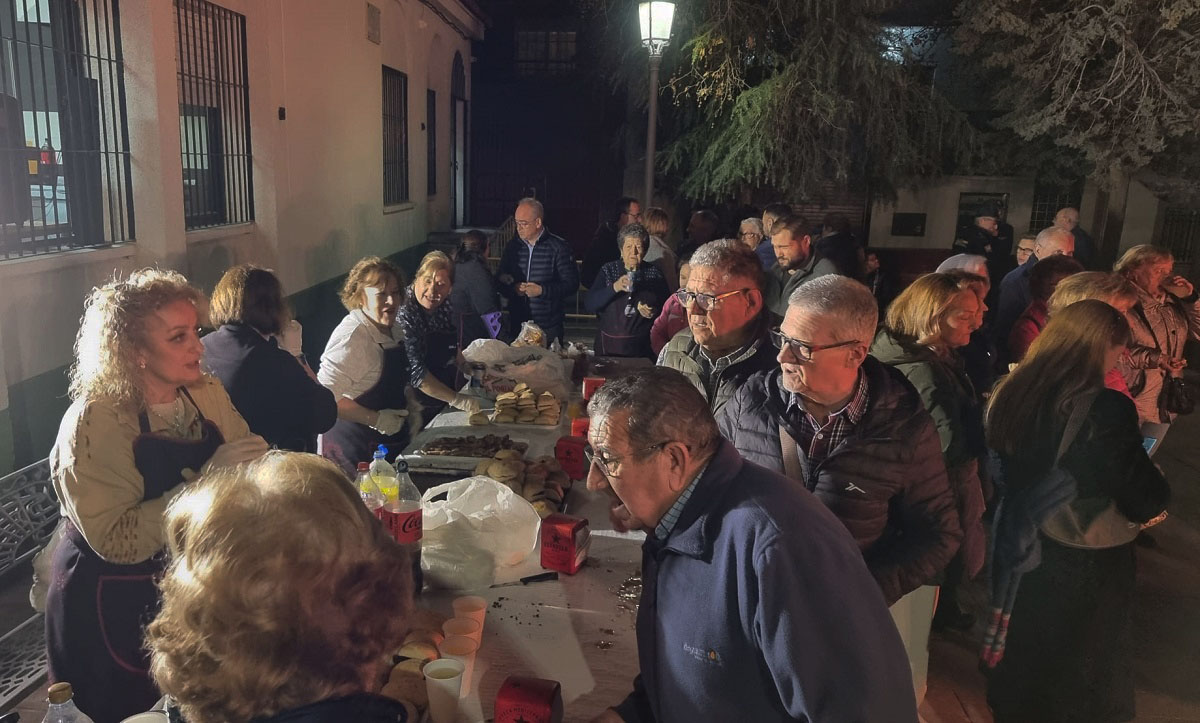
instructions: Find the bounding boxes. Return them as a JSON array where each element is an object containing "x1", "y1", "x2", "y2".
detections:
[{"x1": 380, "y1": 454, "x2": 423, "y2": 596}]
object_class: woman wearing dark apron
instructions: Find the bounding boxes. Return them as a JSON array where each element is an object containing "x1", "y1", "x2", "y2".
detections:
[
  {"x1": 46, "y1": 270, "x2": 265, "y2": 722},
  {"x1": 318, "y1": 257, "x2": 415, "y2": 476},
  {"x1": 397, "y1": 251, "x2": 483, "y2": 421},
  {"x1": 584, "y1": 223, "x2": 670, "y2": 359}
]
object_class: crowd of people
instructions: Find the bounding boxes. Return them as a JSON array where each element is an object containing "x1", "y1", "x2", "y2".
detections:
[{"x1": 38, "y1": 192, "x2": 1193, "y2": 723}]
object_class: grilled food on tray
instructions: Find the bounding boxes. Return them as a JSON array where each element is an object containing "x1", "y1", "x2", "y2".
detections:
[{"x1": 416, "y1": 434, "x2": 528, "y2": 458}]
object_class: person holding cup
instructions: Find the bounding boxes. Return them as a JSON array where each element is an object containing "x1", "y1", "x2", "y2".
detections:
[
  {"x1": 584, "y1": 223, "x2": 671, "y2": 359},
  {"x1": 146, "y1": 451, "x2": 416, "y2": 722}
]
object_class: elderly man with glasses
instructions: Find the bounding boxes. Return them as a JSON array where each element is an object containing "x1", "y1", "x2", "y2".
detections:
[
  {"x1": 497, "y1": 197, "x2": 580, "y2": 344},
  {"x1": 656, "y1": 239, "x2": 779, "y2": 416},
  {"x1": 717, "y1": 274, "x2": 961, "y2": 702},
  {"x1": 584, "y1": 367, "x2": 917, "y2": 723},
  {"x1": 738, "y1": 216, "x2": 775, "y2": 270}
]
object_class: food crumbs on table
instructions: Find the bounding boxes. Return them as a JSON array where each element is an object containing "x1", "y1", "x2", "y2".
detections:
[
  {"x1": 595, "y1": 641, "x2": 614, "y2": 650},
  {"x1": 600, "y1": 628, "x2": 616, "y2": 635}
]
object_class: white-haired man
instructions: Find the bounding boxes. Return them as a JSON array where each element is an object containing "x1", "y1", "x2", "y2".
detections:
[
  {"x1": 993, "y1": 225, "x2": 1075, "y2": 362},
  {"x1": 497, "y1": 197, "x2": 580, "y2": 343}
]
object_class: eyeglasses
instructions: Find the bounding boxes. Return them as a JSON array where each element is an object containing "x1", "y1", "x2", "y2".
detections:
[
  {"x1": 585, "y1": 441, "x2": 669, "y2": 478},
  {"x1": 515, "y1": 219, "x2": 539, "y2": 229},
  {"x1": 739, "y1": 231, "x2": 761, "y2": 239},
  {"x1": 673, "y1": 288, "x2": 751, "y2": 311},
  {"x1": 769, "y1": 327, "x2": 860, "y2": 362}
]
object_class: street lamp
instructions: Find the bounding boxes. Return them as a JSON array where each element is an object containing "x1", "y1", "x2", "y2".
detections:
[{"x1": 639, "y1": 1, "x2": 675, "y2": 208}]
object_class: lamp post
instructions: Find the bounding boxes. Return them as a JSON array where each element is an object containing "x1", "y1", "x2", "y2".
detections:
[{"x1": 639, "y1": 1, "x2": 675, "y2": 209}]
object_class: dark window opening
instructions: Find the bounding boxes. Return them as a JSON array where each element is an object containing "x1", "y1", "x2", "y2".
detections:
[
  {"x1": 383, "y1": 65, "x2": 409, "y2": 205},
  {"x1": 175, "y1": 0, "x2": 253, "y2": 230},
  {"x1": 515, "y1": 30, "x2": 576, "y2": 77}
]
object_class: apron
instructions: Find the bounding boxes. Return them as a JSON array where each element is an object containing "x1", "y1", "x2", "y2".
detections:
[
  {"x1": 320, "y1": 341, "x2": 410, "y2": 477},
  {"x1": 595, "y1": 287, "x2": 658, "y2": 359},
  {"x1": 46, "y1": 388, "x2": 224, "y2": 723},
  {"x1": 415, "y1": 326, "x2": 460, "y2": 420}
]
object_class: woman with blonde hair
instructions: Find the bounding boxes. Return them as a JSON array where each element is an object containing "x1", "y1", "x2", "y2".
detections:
[
  {"x1": 1044, "y1": 271, "x2": 1139, "y2": 399},
  {"x1": 318, "y1": 257, "x2": 413, "y2": 475},
  {"x1": 147, "y1": 452, "x2": 415, "y2": 722},
  {"x1": 397, "y1": 250, "x2": 482, "y2": 419},
  {"x1": 47, "y1": 269, "x2": 265, "y2": 722},
  {"x1": 642, "y1": 206, "x2": 679, "y2": 289},
  {"x1": 872, "y1": 272, "x2": 986, "y2": 631},
  {"x1": 984, "y1": 300, "x2": 1169, "y2": 723},
  {"x1": 1113, "y1": 244, "x2": 1200, "y2": 447}
]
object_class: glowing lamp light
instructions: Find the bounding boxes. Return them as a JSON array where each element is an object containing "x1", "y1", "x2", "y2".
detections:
[{"x1": 638, "y1": 1, "x2": 675, "y2": 57}]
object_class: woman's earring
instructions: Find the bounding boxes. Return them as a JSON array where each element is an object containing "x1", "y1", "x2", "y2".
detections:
[{"x1": 138, "y1": 359, "x2": 147, "y2": 369}]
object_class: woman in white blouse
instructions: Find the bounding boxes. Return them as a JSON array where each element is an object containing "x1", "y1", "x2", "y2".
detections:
[{"x1": 318, "y1": 257, "x2": 414, "y2": 475}]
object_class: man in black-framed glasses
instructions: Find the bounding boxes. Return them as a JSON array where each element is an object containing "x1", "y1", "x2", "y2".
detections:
[
  {"x1": 716, "y1": 274, "x2": 961, "y2": 703},
  {"x1": 586, "y1": 367, "x2": 916, "y2": 723}
]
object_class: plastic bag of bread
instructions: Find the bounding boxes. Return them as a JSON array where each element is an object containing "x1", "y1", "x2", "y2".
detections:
[
  {"x1": 511, "y1": 321, "x2": 547, "y2": 348},
  {"x1": 420, "y1": 476, "x2": 542, "y2": 589}
]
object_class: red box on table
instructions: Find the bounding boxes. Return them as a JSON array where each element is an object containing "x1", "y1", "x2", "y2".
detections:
[
  {"x1": 540, "y1": 513, "x2": 590, "y2": 575},
  {"x1": 555, "y1": 435, "x2": 587, "y2": 480},
  {"x1": 495, "y1": 676, "x2": 564, "y2": 723},
  {"x1": 582, "y1": 376, "x2": 606, "y2": 401}
]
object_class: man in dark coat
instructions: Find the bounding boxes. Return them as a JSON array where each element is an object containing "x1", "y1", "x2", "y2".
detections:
[
  {"x1": 586, "y1": 368, "x2": 917, "y2": 723},
  {"x1": 582, "y1": 196, "x2": 641, "y2": 287},
  {"x1": 717, "y1": 274, "x2": 961, "y2": 605},
  {"x1": 993, "y1": 226, "x2": 1075, "y2": 367},
  {"x1": 497, "y1": 197, "x2": 580, "y2": 343}
]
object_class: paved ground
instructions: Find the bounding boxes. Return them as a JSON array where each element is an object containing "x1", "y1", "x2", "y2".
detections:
[{"x1": 6, "y1": 355, "x2": 1200, "y2": 721}]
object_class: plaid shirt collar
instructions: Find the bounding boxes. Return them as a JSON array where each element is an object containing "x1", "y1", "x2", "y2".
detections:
[
  {"x1": 655, "y1": 461, "x2": 710, "y2": 540},
  {"x1": 788, "y1": 368, "x2": 870, "y2": 428}
]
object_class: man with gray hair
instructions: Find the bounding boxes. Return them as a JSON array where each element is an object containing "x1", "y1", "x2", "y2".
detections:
[
  {"x1": 586, "y1": 367, "x2": 917, "y2": 723},
  {"x1": 1054, "y1": 206, "x2": 1095, "y2": 268},
  {"x1": 657, "y1": 239, "x2": 778, "y2": 416},
  {"x1": 497, "y1": 197, "x2": 580, "y2": 343},
  {"x1": 718, "y1": 275, "x2": 960, "y2": 605},
  {"x1": 738, "y1": 216, "x2": 774, "y2": 269},
  {"x1": 993, "y1": 225, "x2": 1075, "y2": 364},
  {"x1": 718, "y1": 275, "x2": 960, "y2": 703}
]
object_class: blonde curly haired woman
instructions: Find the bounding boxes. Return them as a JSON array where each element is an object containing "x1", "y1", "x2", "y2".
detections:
[
  {"x1": 147, "y1": 452, "x2": 414, "y2": 723},
  {"x1": 47, "y1": 269, "x2": 265, "y2": 722}
]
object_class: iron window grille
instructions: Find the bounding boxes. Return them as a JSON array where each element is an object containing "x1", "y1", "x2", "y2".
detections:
[
  {"x1": 174, "y1": 0, "x2": 253, "y2": 231},
  {"x1": 383, "y1": 65, "x2": 408, "y2": 205},
  {"x1": 1159, "y1": 208, "x2": 1199, "y2": 264},
  {"x1": 515, "y1": 30, "x2": 576, "y2": 77},
  {"x1": 1029, "y1": 182, "x2": 1083, "y2": 235},
  {"x1": 426, "y1": 87, "x2": 435, "y2": 196},
  {"x1": 0, "y1": 0, "x2": 135, "y2": 259}
]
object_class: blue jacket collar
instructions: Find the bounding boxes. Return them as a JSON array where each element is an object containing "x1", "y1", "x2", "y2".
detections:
[{"x1": 658, "y1": 439, "x2": 744, "y2": 559}]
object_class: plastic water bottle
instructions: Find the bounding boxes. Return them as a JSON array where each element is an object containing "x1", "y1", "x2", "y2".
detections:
[
  {"x1": 42, "y1": 682, "x2": 94, "y2": 723},
  {"x1": 369, "y1": 445, "x2": 399, "y2": 502},
  {"x1": 355, "y1": 461, "x2": 384, "y2": 511}
]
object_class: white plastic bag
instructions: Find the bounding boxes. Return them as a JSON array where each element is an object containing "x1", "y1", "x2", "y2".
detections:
[
  {"x1": 462, "y1": 339, "x2": 569, "y2": 399},
  {"x1": 420, "y1": 476, "x2": 542, "y2": 590},
  {"x1": 29, "y1": 519, "x2": 66, "y2": 612}
]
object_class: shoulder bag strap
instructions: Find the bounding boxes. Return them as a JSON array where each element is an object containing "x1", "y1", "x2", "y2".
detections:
[{"x1": 778, "y1": 423, "x2": 804, "y2": 483}]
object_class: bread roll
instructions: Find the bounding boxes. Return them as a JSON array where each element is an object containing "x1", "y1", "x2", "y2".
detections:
[
  {"x1": 396, "y1": 641, "x2": 439, "y2": 662},
  {"x1": 493, "y1": 449, "x2": 524, "y2": 461},
  {"x1": 403, "y1": 628, "x2": 444, "y2": 648},
  {"x1": 474, "y1": 459, "x2": 492, "y2": 476}
]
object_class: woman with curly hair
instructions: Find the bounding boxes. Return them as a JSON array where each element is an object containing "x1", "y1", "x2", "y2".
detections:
[
  {"x1": 147, "y1": 452, "x2": 415, "y2": 722},
  {"x1": 318, "y1": 257, "x2": 414, "y2": 475},
  {"x1": 47, "y1": 268, "x2": 266, "y2": 722}
]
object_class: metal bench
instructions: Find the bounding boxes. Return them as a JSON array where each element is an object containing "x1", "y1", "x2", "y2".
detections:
[{"x1": 0, "y1": 458, "x2": 58, "y2": 710}]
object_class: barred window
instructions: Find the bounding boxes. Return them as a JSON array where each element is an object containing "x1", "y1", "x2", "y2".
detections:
[
  {"x1": 427, "y1": 88, "x2": 436, "y2": 196},
  {"x1": 0, "y1": 0, "x2": 134, "y2": 258},
  {"x1": 383, "y1": 65, "x2": 408, "y2": 205},
  {"x1": 1159, "y1": 208, "x2": 1199, "y2": 264},
  {"x1": 515, "y1": 30, "x2": 576, "y2": 77},
  {"x1": 175, "y1": 0, "x2": 253, "y2": 230},
  {"x1": 1029, "y1": 182, "x2": 1083, "y2": 234}
]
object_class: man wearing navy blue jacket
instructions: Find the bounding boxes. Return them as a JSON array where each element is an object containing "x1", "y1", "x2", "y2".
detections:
[
  {"x1": 585, "y1": 367, "x2": 916, "y2": 723},
  {"x1": 497, "y1": 197, "x2": 580, "y2": 343}
]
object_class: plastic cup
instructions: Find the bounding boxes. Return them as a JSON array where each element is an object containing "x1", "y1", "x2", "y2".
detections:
[
  {"x1": 437, "y1": 634, "x2": 479, "y2": 698},
  {"x1": 422, "y1": 658, "x2": 465, "y2": 723},
  {"x1": 444, "y1": 616, "x2": 482, "y2": 645},
  {"x1": 452, "y1": 595, "x2": 488, "y2": 630}
]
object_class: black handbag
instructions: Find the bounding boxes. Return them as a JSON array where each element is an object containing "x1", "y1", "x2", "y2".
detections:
[{"x1": 1160, "y1": 375, "x2": 1195, "y2": 416}]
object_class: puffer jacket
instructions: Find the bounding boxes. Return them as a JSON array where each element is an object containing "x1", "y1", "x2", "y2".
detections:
[
  {"x1": 870, "y1": 328, "x2": 987, "y2": 578},
  {"x1": 657, "y1": 313, "x2": 778, "y2": 416},
  {"x1": 717, "y1": 357, "x2": 962, "y2": 604},
  {"x1": 1119, "y1": 283, "x2": 1200, "y2": 424}
]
